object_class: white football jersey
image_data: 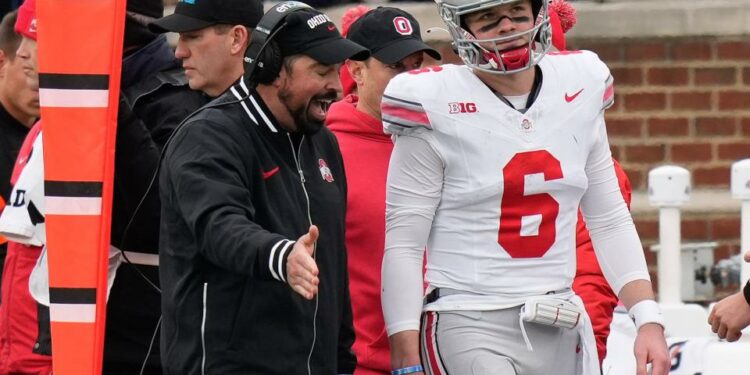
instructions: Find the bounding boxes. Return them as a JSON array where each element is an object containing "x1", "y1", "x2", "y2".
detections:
[
  {"x1": 381, "y1": 51, "x2": 645, "y2": 323},
  {"x1": 0, "y1": 132, "x2": 45, "y2": 246}
]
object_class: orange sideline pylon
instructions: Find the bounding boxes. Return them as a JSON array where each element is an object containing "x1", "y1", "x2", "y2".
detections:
[{"x1": 36, "y1": 0, "x2": 125, "y2": 373}]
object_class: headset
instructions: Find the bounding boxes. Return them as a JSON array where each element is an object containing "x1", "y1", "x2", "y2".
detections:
[
  {"x1": 243, "y1": 1, "x2": 313, "y2": 86},
  {"x1": 242, "y1": 6, "x2": 323, "y2": 374},
  {"x1": 123, "y1": 3, "x2": 322, "y2": 374}
]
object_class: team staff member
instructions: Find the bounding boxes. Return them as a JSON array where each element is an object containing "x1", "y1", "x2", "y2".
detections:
[
  {"x1": 149, "y1": 0, "x2": 263, "y2": 98},
  {"x1": 104, "y1": 0, "x2": 216, "y2": 371},
  {"x1": 327, "y1": 7, "x2": 440, "y2": 375},
  {"x1": 0, "y1": 1, "x2": 48, "y2": 372},
  {"x1": 158, "y1": 5, "x2": 369, "y2": 374},
  {"x1": 0, "y1": 9, "x2": 38, "y2": 272},
  {"x1": 0, "y1": 0, "x2": 215, "y2": 373},
  {"x1": 108, "y1": 0, "x2": 266, "y2": 371}
]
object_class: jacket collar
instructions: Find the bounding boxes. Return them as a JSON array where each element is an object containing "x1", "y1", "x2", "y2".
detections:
[{"x1": 229, "y1": 76, "x2": 283, "y2": 134}]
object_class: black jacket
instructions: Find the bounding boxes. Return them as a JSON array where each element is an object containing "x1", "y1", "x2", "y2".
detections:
[
  {"x1": 159, "y1": 78, "x2": 356, "y2": 374},
  {"x1": 103, "y1": 35, "x2": 208, "y2": 374}
]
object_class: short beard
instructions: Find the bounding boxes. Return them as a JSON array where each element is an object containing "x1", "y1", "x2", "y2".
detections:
[{"x1": 278, "y1": 86, "x2": 323, "y2": 135}]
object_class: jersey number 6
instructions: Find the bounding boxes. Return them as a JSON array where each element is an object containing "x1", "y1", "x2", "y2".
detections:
[{"x1": 498, "y1": 150, "x2": 563, "y2": 258}]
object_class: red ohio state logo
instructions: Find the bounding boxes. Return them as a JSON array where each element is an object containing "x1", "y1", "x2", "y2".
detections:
[
  {"x1": 318, "y1": 159, "x2": 334, "y2": 183},
  {"x1": 393, "y1": 16, "x2": 413, "y2": 35},
  {"x1": 448, "y1": 102, "x2": 477, "y2": 114}
]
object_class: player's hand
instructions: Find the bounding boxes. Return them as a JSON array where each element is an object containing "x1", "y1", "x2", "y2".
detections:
[
  {"x1": 708, "y1": 291, "x2": 750, "y2": 342},
  {"x1": 633, "y1": 323, "x2": 669, "y2": 375},
  {"x1": 286, "y1": 225, "x2": 319, "y2": 300}
]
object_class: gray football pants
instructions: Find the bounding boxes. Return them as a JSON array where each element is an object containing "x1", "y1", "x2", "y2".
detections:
[{"x1": 420, "y1": 306, "x2": 581, "y2": 375}]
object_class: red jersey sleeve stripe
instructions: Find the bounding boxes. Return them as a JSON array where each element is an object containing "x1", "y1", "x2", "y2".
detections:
[{"x1": 382, "y1": 103, "x2": 431, "y2": 127}]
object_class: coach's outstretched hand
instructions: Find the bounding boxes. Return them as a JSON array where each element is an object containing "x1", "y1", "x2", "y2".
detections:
[
  {"x1": 287, "y1": 225, "x2": 320, "y2": 300},
  {"x1": 634, "y1": 323, "x2": 669, "y2": 375},
  {"x1": 709, "y1": 291, "x2": 750, "y2": 342},
  {"x1": 708, "y1": 251, "x2": 750, "y2": 342}
]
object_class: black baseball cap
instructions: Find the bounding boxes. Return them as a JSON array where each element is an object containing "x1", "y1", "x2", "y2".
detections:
[
  {"x1": 274, "y1": 8, "x2": 370, "y2": 65},
  {"x1": 346, "y1": 7, "x2": 441, "y2": 64},
  {"x1": 149, "y1": 0, "x2": 264, "y2": 33}
]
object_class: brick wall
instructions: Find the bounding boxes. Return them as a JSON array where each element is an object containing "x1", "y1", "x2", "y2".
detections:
[
  {"x1": 568, "y1": 36, "x2": 750, "y2": 294},
  {"x1": 567, "y1": 36, "x2": 750, "y2": 190},
  {"x1": 636, "y1": 212, "x2": 741, "y2": 295}
]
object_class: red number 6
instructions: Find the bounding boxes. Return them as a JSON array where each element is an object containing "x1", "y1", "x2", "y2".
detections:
[{"x1": 498, "y1": 150, "x2": 563, "y2": 258}]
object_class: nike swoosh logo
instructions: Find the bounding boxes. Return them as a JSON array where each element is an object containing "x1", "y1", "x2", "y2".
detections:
[
  {"x1": 327, "y1": 25, "x2": 336, "y2": 31},
  {"x1": 262, "y1": 166, "x2": 280, "y2": 180},
  {"x1": 565, "y1": 88, "x2": 584, "y2": 103}
]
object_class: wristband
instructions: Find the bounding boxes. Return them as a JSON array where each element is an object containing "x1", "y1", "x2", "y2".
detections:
[
  {"x1": 743, "y1": 279, "x2": 750, "y2": 306},
  {"x1": 392, "y1": 365, "x2": 424, "y2": 375},
  {"x1": 628, "y1": 299, "x2": 664, "y2": 330}
]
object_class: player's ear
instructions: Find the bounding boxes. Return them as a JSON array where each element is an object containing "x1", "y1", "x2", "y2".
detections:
[{"x1": 346, "y1": 59, "x2": 365, "y2": 87}]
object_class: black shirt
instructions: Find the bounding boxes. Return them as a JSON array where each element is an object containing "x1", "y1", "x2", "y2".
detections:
[{"x1": 0, "y1": 102, "x2": 31, "y2": 204}]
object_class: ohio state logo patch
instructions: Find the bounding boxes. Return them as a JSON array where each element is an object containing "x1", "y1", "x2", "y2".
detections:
[
  {"x1": 318, "y1": 159, "x2": 334, "y2": 183},
  {"x1": 393, "y1": 16, "x2": 413, "y2": 35}
]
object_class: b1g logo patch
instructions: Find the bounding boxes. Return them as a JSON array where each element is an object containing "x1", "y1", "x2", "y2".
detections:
[
  {"x1": 448, "y1": 102, "x2": 477, "y2": 114},
  {"x1": 318, "y1": 159, "x2": 334, "y2": 183},
  {"x1": 393, "y1": 16, "x2": 413, "y2": 35}
]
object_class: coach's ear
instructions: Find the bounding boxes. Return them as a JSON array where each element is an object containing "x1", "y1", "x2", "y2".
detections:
[{"x1": 346, "y1": 59, "x2": 366, "y2": 87}]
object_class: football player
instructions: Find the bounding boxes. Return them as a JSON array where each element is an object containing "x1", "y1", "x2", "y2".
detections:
[{"x1": 380, "y1": 1, "x2": 669, "y2": 374}]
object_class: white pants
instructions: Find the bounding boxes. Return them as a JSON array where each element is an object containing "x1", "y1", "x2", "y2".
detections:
[{"x1": 420, "y1": 306, "x2": 582, "y2": 375}]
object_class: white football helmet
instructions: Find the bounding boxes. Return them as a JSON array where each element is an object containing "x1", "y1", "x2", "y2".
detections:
[{"x1": 435, "y1": 0, "x2": 552, "y2": 75}]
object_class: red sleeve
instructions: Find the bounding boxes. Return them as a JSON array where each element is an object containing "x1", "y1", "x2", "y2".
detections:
[
  {"x1": 10, "y1": 122, "x2": 42, "y2": 185},
  {"x1": 573, "y1": 158, "x2": 631, "y2": 363},
  {"x1": 0, "y1": 198, "x2": 5, "y2": 245}
]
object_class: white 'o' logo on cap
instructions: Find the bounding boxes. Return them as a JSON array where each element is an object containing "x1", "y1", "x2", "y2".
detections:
[{"x1": 393, "y1": 16, "x2": 413, "y2": 35}]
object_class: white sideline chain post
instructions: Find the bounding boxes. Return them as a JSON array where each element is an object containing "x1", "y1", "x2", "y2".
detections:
[
  {"x1": 731, "y1": 159, "x2": 750, "y2": 286},
  {"x1": 648, "y1": 166, "x2": 691, "y2": 304}
]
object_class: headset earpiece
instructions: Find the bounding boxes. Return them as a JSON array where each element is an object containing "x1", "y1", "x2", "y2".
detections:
[{"x1": 253, "y1": 39, "x2": 283, "y2": 84}]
